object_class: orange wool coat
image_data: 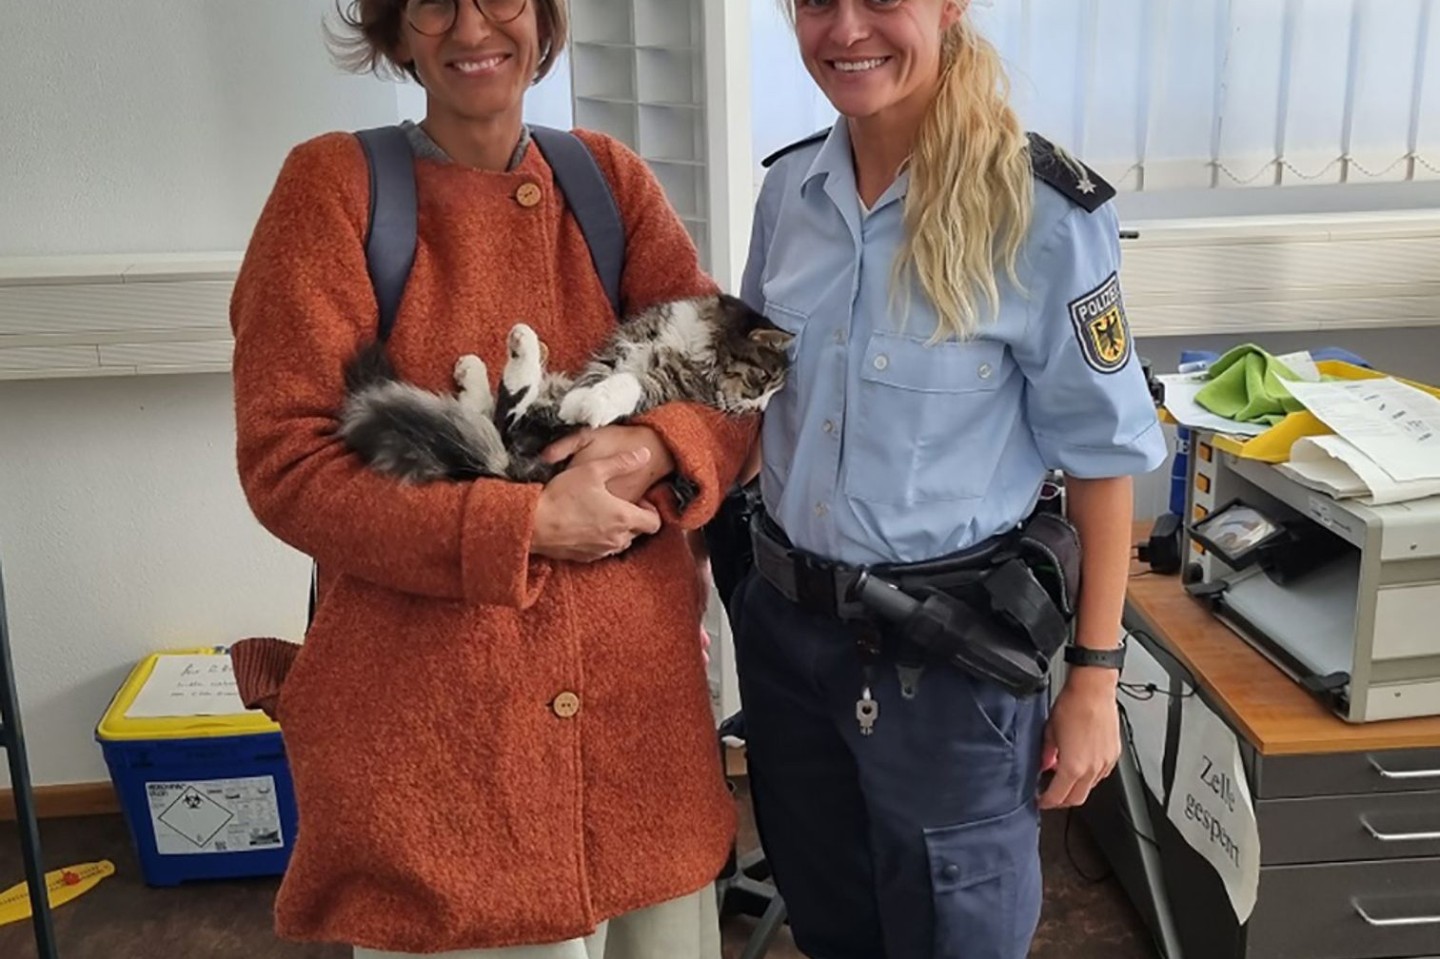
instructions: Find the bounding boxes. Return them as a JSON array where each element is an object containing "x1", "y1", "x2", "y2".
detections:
[{"x1": 228, "y1": 129, "x2": 754, "y2": 953}]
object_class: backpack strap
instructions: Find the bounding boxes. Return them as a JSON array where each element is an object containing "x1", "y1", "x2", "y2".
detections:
[
  {"x1": 530, "y1": 126, "x2": 626, "y2": 319},
  {"x1": 355, "y1": 126, "x2": 418, "y2": 343}
]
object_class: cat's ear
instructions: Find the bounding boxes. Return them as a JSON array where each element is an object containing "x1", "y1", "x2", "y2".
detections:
[
  {"x1": 538, "y1": 340, "x2": 550, "y2": 367},
  {"x1": 719, "y1": 293, "x2": 767, "y2": 331},
  {"x1": 748, "y1": 328, "x2": 794, "y2": 349}
]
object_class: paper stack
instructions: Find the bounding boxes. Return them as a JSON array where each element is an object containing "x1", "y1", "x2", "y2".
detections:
[{"x1": 1276, "y1": 378, "x2": 1440, "y2": 505}]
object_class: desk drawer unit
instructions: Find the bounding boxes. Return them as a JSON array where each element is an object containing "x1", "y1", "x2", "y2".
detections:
[
  {"x1": 1246, "y1": 746, "x2": 1440, "y2": 959},
  {"x1": 1259, "y1": 790, "x2": 1440, "y2": 864},
  {"x1": 1246, "y1": 857, "x2": 1440, "y2": 959},
  {"x1": 1255, "y1": 747, "x2": 1440, "y2": 798}
]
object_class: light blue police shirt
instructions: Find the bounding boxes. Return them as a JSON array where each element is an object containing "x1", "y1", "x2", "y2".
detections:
[{"x1": 742, "y1": 121, "x2": 1168, "y2": 566}]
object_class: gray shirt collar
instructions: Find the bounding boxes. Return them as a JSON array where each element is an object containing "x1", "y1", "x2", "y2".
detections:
[{"x1": 400, "y1": 119, "x2": 532, "y2": 171}]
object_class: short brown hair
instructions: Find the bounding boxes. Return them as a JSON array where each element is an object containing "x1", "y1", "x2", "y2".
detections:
[{"x1": 327, "y1": 0, "x2": 569, "y2": 85}]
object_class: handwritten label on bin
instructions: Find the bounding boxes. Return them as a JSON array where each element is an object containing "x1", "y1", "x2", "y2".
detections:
[{"x1": 125, "y1": 655, "x2": 248, "y2": 719}]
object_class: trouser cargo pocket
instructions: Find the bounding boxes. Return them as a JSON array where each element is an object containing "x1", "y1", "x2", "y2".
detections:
[{"x1": 923, "y1": 799, "x2": 1042, "y2": 959}]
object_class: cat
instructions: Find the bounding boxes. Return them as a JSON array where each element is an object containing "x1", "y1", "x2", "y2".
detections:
[{"x1": 337, "y1": 293, "x2": 792, "y2": 485}]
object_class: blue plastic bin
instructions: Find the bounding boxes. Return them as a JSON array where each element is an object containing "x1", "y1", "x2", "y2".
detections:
[{"x1": 94, "y1": 648, "x2": 298, "y2": 887}]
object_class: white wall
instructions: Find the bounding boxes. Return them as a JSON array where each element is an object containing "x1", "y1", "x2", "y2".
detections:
[{"x1": 0, "y1": 0, "x2": 403, "y2": 787}]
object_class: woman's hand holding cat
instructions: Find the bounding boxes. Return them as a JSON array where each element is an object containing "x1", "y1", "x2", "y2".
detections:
[
  {"x1": 542, "y1": 425, "x2": 675, "y2": 506},
  {"x1": 531, "y1": 447, "x2": 663, "y2": 562}
]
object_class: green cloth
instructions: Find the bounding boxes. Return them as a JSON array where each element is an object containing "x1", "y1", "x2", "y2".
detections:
[{"x1": 1194, "y1": 344, "x2": 1310, "y2": 426}]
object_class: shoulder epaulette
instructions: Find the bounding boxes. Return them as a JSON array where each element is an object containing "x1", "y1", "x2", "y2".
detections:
[
  {"x1": 762, "y1": 128, "x2": 831, "y2": 169},
  {"x1": 1027, "y1": 133, "x2": 1114, "y2": 213}
]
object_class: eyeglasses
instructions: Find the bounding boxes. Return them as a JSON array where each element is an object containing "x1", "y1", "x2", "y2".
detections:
[{"x1": 405, "y1": 0, "x2": 529, "y2": 36}]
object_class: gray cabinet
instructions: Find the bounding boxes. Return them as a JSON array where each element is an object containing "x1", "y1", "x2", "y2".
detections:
[{"x1": 1088, "y1": 609, "x2": 1440, "y2": 959}]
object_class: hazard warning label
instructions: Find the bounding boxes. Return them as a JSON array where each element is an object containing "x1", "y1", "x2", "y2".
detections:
[{"x1": 146, "y1": 776, "x2": 284, "y2": 855}]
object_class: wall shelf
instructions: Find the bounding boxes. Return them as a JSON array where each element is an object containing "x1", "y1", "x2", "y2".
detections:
[
  {"x1": 578, "y1": 40, "x2": 698, "y2": 53},
  {"x1": 0, "y1": 254, "x2": 238, "y2": 382},
  {"x1": 564, "y1": 0, "x2": 725, "y2": 276}
]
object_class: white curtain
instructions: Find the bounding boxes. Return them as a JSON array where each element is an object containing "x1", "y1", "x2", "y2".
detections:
[{"x1": 750, "y1": 0, "x2": 1440, "y2": 199}]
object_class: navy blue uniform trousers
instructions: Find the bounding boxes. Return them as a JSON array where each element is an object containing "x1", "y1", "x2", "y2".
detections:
[{"x1": 731, "y1": 569, "x2": 1049, "y2": 959}]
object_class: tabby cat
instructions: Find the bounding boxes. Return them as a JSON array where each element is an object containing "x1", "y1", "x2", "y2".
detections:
[{"x1": 338, "y1": 293, "x2": 791, "y2": 484}]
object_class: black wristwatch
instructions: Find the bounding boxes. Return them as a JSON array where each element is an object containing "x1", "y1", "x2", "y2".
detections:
[{"x1": 1063, "y1": 636, "x2": 1127, "y2": 670}]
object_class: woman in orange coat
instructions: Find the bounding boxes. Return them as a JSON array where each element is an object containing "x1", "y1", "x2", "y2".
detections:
[{"x1": 228, "y1": 1, "x2": 753, "y2": 955}]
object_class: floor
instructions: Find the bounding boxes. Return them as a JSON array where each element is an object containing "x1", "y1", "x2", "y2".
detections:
[{"x1": 0, "y1": 781, "x2": 1155, "y2": 959}]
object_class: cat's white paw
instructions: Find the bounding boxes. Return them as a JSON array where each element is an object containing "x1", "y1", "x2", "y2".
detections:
[
  {"x1": 503, "y1": 324, "x2": 544, "y2": 393},
  {"x1": 557, "y1": 386, "x2": 594, "y2": 425},
  {"x1": 454, "y1": 354, "x2": 494, "y2": 415},
  {"x1": 562, "y1": 373, "x2": 643, "y2": 428},
  {"x1": 454, "y1": 354, "x2": 487, "y2": 389},
  {"x1": 507, "y1": 323, "x2": 538, "y2": 359}
]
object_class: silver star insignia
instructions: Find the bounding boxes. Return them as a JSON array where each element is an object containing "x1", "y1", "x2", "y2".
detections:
[{"x1": 1077, "y1": 177, "x2": 1098, "y2": 195}]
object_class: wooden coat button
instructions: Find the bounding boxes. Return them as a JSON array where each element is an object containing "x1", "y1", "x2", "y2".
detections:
[
  {"x1": 552, "y1": 691, "x2": 580, "y2": 718},
  {"x1": 516, "y1": 182, "x2": 543, "y2": 208}
]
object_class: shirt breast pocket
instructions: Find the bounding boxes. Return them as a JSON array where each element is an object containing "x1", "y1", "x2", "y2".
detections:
[
  {"x1": 845, "y1": 333, "x2": 1009, "y2": 505},
  {"x1": 762, "y1": 301, "x2": 808, "y2": 362}
]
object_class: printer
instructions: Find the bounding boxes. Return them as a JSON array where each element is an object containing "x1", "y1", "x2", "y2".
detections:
[{"x1": 1181, "y1": 428, "x2": 1440, "y2": 723}]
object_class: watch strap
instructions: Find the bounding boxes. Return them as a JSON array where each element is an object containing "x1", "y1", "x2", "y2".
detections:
[{"x1": 1063, "y1": 643, "x2": 1126, "y2": 670}]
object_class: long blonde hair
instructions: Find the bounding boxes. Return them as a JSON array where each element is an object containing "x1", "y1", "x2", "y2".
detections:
[{"x1": 901, "y1": 12, "x2": 1032, "y2": 340}]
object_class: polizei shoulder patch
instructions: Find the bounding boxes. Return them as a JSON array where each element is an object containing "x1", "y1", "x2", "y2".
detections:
[{"x1": 1069, "y1": 273, "x2": 1132, "y2": 373}]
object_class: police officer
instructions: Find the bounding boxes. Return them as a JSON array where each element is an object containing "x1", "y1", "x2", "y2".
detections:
[{"x1": 728, "y1": 2, "x2": 1169, "y2": 957}]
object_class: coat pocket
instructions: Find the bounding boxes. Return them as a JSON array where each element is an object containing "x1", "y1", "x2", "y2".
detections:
[{"x1": 924, "y1": 800, "x2": 1043, "y2": 959}]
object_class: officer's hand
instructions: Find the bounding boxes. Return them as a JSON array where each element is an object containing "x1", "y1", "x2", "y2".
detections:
[
  {"x1": 543, "y1": 425, "x2": 675, "y2": 506},
  {"x1": 1038, "y1": 667, "x2": 1121, "y2": 809},
  {"x1": 531, "y1": 447, "x2": 663, "y2": 563}
]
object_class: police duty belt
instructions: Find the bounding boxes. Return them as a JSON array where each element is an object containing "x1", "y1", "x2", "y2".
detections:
[{"x1": 750, "y1": 511, "x2": 1081, "y2": 697}]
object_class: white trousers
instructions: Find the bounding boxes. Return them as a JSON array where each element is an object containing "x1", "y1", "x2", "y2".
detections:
[{"x1": 354, "y1": 885, "x2": 721, "y2": 959}]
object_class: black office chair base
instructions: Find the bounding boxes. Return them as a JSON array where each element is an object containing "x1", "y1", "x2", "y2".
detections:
[{"x1": 717, "y1": 710, "x2": 787, "y2": 959}]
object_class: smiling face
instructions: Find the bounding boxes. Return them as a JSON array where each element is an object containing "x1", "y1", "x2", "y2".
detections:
[
  {"x1": 396, "y1": 0, "x2": 541, "y2": 128},
  {"x1": 792, "y1": 0, "x2": 962, "y2": 122}
]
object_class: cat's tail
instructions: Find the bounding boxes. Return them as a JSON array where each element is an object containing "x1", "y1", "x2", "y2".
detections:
[
  {"x1": 339, "y1": 380, "x2": 513, "y2": 484},
  {"x1": 343, "y1": 340, "x2": 398, "y2": 394}
]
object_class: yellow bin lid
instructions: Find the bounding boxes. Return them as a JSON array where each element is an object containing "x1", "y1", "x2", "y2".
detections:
[{"x1": 96, "y1": 647, "x2": 280, "y2": 742}]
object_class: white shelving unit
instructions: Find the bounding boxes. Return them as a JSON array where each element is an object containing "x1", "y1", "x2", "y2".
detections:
[
  {"x1": 569, "y1": 0, "x2": 752, "y2": 292},
  {"x1": 570, "y1": 1, "x2": 752, "y2": 722}
]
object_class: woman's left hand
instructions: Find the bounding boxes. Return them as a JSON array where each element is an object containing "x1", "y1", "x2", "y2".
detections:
[
  {"x1": 1037, "y1": 667, "x2": 1121, "y2": 809},
  {"x1": 544, "y1": 426, "x2": 676, "y2": 505}
]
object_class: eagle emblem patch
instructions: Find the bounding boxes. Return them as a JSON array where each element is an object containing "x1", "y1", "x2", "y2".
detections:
[{"x1": 1069, "y1": 273, "x2": 1131, "y2": 374}]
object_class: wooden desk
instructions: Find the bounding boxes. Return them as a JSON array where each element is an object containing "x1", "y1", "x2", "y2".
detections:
[
  {"x1": 1126, "y1": 564, "x2": 1440, "y2": 756},
  {"x1": 1085, "y1": 527, "x2": 1440, "y2": 959}
]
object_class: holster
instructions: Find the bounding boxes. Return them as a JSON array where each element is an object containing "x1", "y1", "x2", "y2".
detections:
[
  {"x1": 998, "y1": 510, "x2": 1082, "y2": 655},
  {"x1": 702, "y1": 480, "x2": 761, "y2": 612},
  {"x1": 750, "y1": 507, "x2": 1083, "y2": 697}
]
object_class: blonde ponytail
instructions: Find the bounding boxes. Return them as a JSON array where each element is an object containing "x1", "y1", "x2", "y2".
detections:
[{"x1": 896, "y1": 14, "x2": 1033, "y2": 341}]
